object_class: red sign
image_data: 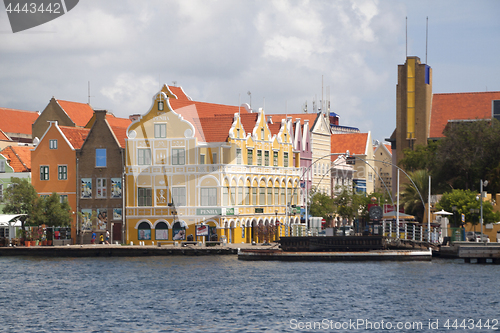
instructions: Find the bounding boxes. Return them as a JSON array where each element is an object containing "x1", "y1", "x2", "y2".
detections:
[{"x1": 383, "y1": 204, "x2": 404, "y2": 214}]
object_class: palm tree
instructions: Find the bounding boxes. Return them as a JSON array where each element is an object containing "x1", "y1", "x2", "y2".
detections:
[{"x1": 400, "y1": 169, "x2": 429, "y2": 221}]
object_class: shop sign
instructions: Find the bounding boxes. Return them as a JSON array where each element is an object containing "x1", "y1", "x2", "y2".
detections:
[
  {"x1": 196, "y1": 224, "x2": 209, "y2": 236},
  {"x1": 196, "y1": 208, "x2": 222, "y2": 215},
  {"x1": 223, "y1": 208, "x2": 235, "y2": 216},
  {"x1": 255, "y1": 208, "x2": 264, "y2": 214}
]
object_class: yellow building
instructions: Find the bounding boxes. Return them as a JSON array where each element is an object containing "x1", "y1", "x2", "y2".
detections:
[{"x1": 124, "y1": 85, "x2": 301, "y2": 245}]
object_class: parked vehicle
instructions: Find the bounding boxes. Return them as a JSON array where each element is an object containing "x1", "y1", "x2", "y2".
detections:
[
  {"x1": 465, "y1": 231, "x2": 476, "y2": 242},
  {"x1": 475, "y1": 233, "x2": 490, "y2": 242}
]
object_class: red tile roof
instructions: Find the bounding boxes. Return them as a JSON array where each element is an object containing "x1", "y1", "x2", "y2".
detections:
[
  {"x1": 0, "y1": 129, "x2": 11, "y2": 141},
  {"x1": 0, "y1": 107, "x2": 39, "y2": 136},
  {"x1": 430, "y1": 91, "x2": 500, "y2": 138},
  {"x1": 331, "y1": 133, "x2": 369, "y2": 158},
  {"x1": 105, "y1": 113, "x2": 132, "y2": 128},
  {"x1": 0, "y1": 145, "x2": 32, "y2": 172},
  {"x1": 270, "y1": 113, "x2": 320, "y2": 128},
  {"x1": 109, "y1": 126, "x2": 127, "y2": 148},
  {"x1": 59, "y1": 126, "x2": 89, "y2": 149},
  {"x1": 57, "y1": 100, "x2": 94, "y2": 127}
]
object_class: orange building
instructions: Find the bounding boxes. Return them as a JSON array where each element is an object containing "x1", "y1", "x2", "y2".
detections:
[{"x1": 31, "y1": 121, "x2": 89, "y2": 243}]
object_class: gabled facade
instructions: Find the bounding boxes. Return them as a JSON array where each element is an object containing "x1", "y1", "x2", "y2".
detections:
[
  {"x1": 373, "y1": 143, "x2": 392, "y2": 194},
  {"x1": 77, "y1": 110, "x2": 130, "y2": 244},
  {"x1": 331, "y1": 132, "x2": 375, "y2": 194},
  {"x1": 124, "y1": 85, "x2": 301, "y2": 245},
  {"x1": 31, "y1": 121, "x2": 89, "y2": 243},
  {"x1": 32, "y1": 98, "x2": 94, "y2": 141},
  {"x1": 0, "y1": 107, "x2": 39, "y2": 144}
]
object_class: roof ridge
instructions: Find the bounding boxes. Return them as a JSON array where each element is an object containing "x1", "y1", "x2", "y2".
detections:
[{"x1": 434, "y1": 91, "x2": 500, "y2": 96}]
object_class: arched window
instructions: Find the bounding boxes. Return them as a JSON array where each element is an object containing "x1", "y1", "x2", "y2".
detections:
[
  {"x1": 155, "y1": 222, "x2": 169, "y2": 240},
  {"x1": 138, "y1": 222, "x2": 151, "y2": 240},
  {"x1": 172, "y1": 221, "x2": 186, "y2": 240}
]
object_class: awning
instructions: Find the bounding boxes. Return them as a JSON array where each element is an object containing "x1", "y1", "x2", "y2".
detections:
[
  {"x1": 434, "y1": 210, "x2": 453, "y2": 215},
  {"x1": 383, "y1": 212, "x2": 415, "y2": 220},
  {"x1": 0, "y1": 214, "x2": 26, "y2": 227}
]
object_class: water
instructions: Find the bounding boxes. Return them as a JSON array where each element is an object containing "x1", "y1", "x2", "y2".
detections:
[{"x1": 0, "y1": 256, "x2": 499, "y2": 332}]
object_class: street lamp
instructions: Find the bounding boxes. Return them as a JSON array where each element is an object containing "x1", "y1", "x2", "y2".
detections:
[{"x1": 480, "y1": 180, "x2": 488, "y2": 242}]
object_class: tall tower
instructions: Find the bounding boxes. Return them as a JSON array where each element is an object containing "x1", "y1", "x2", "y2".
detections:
[{"x1": 394, "y1": 56, "x2": 433, "y2": 166}]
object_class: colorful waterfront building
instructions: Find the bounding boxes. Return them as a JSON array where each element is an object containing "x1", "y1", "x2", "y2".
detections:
[
  {"x1": 31, "y1": 121, "x2": 89, "y2": 243},
  {"x1": 76, "y1": 110, "x2": 130, "y2": 244},
  {"x1": 124, "y1": 85, "x2": 301, "y2": 245}
]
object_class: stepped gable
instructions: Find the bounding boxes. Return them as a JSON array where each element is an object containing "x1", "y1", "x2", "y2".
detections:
[
  {"x1": 57, "y1": 100, "x2": 94, "y2": 127},
  {"x1": 0, "y1": 145, "x2": 32, "y2": 172},
  {"x1": 330, "y1": 132, "x2": 369, "y2": 158},
  {"x1": 59, "y1": 126, "x2": 89, "y2": 149},
  {"x1": 0, "y1": 107, "x2": 39, "y2": 137},
  {"x1": 430, "y1": 91, "x2": 500, "y2": 138}
]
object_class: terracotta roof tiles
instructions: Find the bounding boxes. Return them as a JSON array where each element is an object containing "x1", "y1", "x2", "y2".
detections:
[
  {"x1": 57, "y1": 100, "x2": 94, "y2": 127},
  {"x1": 59, "y1": 126, "x2": 89, "y2": 149},
  {"x1": 0, "y1": 129, "x2": 11, "y2": 141},
  {"x1": 0, "y1": 145, "x2": 32, "y2": 172},
  {"x1": 0, "y1": 107, "x2": 39, "y2": 136},
  {"x1": 430, "y1": 91, "x2": 500, "y2": 138},
  {"x1": 331, "y1": 133, "x2": 369, "y2": 158}
]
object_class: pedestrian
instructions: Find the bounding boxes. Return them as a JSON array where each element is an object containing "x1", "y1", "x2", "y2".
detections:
[
  {"x1": 105, "y1": 230, "x2": 110, "y2": 244},
  {"x1": 99, "y1": 234, "x2": 104, "y2": 244},
  {"x1": 91, "y1": 231, "x2": 96, "y2": 244}
]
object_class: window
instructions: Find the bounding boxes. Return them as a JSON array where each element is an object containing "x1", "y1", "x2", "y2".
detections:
[
  {"x1": 273, "y1": 152, "x2": 278, "y2": 167},
  {"x1": 236, "y1": 148, "x2": 242, "y2": 165},
  {"x1": 40, "y1": 166, "x2": 49, "y2": 180},
  {"x1": 138, "y1": 188, "x2": 152, "y2": 206},
  {"x1": 49, "y1": 139, "x2": 57, "y2": 149},
  {"x1": 212, "y1": 152, "x2": 217, "y2": 164},
  {"x1": 97, "y1": 178, "x2": 107, "y2": 198},
  {"x1": 259, "y1": 187, "x2": 265, "y2": 205},
  {"x1": 155, "y1": 222, "x2": 169, "y2": 240},
  {"x1": 257, "y1": 150, "x2": 262, "y2": 165},
  {"x1": 284, "y1": 152, "x2": 289, "y2": 167},
  {"x1": 261, "y1": 128, "x2": 265, "y2": 140},
  {"x1": 223, "y1": 187, "x2": 229, "y2": 206},
  {"x1": 252, "y1": 188, "x2": 257, "y2": 205},
  {"x1": 245, "y1": 187, "x2": 250, "y2": 205},
  {"x1": 264, "y1": 151, "x2": 269, "y2": 166},
  {"x1": 247, "y1": 149, "x2": 253, "y2": 165},
  {"x1": 280, "y1": 187, "x2": 285, "y2": 206},
  {"x1": 493, "y1": 100, "x2": 500, "y2": 122},
  {"x1": 138, "y1": 148, "x2": 151, "y2": 165},
  {"x1": 60, "y1": 195, "x2": 68, "y2": 203},
  {"x1": 172, "y1": 187, "x2": 186, "y2": 206},
  {"x1": 274, "y1": 188, "x2": 279, "y2": 205},
  {"x1": 155, "y1": 123, "x2": 166, "y2": 138},
  {"x1": 0, "y1": 160, "x2": 5, "y2": 173},
  {"x1": 200, "y1": 154, "x2": 205, "y2": 164},
  {"x1": 158, "y1": 101, "x2": 164, "y2": 111},
  {"x1": 138, "y1": 221, "x2": 151, "y2": 240},
  {"x1": 58, "y1": 165, "x2": 67, "y2": 180},
  {"x1": 172, "y1": 149, "x2": 185, "y2": 165},
  {"x1": 267, "y1": 188, "x2": 272, "y2": 205},
  {"x1": 96, "y1": 148, "x2": 107, "y2": 167},
  {"x1": 238, "y1": 187, "x2": 243, "y2": 205},
  {"x1": 200, "y1": 188, "x2": 217, "y2": 206}
]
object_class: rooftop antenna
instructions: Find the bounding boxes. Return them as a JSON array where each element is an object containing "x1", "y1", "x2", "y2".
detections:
[
  {"x1": 425, "y1": 16, "x2": 428, "y2": 63},
  {"x1": 238, "y1": 93, "x2": 241, "y2": 116},
  {"x1": 87, "y1": 81, "x2": 93, "y2": 105},
  {"x1": 172, "y1": 81, "x2": 177, "y2": 87},
  {"x1": 405, "y1": 16, "x2": 408, "y2": 58}
]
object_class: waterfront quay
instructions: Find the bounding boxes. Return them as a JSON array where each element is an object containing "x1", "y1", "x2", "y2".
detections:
[{"x1": 0, "y1": 242, "x2": 271, "y2": 257}]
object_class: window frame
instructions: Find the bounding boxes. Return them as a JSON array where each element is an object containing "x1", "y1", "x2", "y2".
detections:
[
  {"x1": 40, "y1": 165, "x2": 49, "y2": 181},
  {"x1": 138, "y1": 187, "x2": 152, "y2": 207},
  {"x1": 154, "y1": 123, "x2": 167, "y2": 138},
  {"x1": 200, "y1": 187, "x2": 217, "y2": 206},
  {"x1": 138, "y1": 148, "x2": 152, "y2": 166},
  {"x1": 95, "y1": 148, "x2": 107, "y2": 168},
  {"x1": 96, "y1": 178, "x2": 107, "y2": 199},
  {"x1": 172, "y1": 148, "x2": 185, "y2": 165},
  {"x1": 57, "y1": 165, "x2": 67, "y2": 180},
  {"x1": 49, "y1": 139, "x2": 58, "y2": 149}
]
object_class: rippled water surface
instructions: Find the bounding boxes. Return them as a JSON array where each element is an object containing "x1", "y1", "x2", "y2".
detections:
[{"x1": 1, "y1": 256, "x2": 499, "y2": 332}]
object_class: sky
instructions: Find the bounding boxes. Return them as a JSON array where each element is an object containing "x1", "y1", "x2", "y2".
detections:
[{"x1": 1, "y1": 0, "x2": 499, "y2": 143}]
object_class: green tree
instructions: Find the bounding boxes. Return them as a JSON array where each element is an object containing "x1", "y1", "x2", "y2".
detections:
[
  {"x1": 436, "y1": 119, "x2": 500, "y2": 191},
  {"x1": 2, "y1": 177, "x2": 40, "y2": 235},
  {"x1": 33, "y1": 193, "x2": 72, "y2": 227},
  {"x1": 308, "y1": 192, "x2": 334, "y2": 224},
  {"x1": 436, "y1": 189, "x2": 500, "y2": 227},
  {"x1": 399, "y1": 141, "x2": 439, "y2": 172},
  {"x1": 400, "y1": 169, "x2": 429, "y2": 222}
]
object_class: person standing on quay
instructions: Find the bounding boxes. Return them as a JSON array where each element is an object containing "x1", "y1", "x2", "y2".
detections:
[
  {"x1": 99, "y1": 234, "x2": 104, "y2": 244},
  {"x1": 91, "y1": 231, "x2": 96, "y2": 244},
  {"x1": 105, "y1": 230, "x2": 110, "y2": 244}
]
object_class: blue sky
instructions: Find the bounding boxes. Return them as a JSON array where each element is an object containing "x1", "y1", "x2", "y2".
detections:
[{"x1": 1, "y1": 0, "x2": 499, "y2": 142}]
